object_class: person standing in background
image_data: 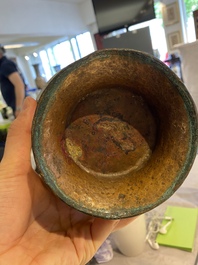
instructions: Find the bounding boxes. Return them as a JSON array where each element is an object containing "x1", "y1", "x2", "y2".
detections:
[{"x1": 0, "y1": 45, "x2": 26, "y2": 117}]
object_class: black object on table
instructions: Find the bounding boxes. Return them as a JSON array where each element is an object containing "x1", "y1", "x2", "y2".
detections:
[
  {"x1": 164, "y1": 54, "x2": 183, "y2": 82},
  {"x1": 0, "y1": 143, "x2": 5, "y2": 161}
]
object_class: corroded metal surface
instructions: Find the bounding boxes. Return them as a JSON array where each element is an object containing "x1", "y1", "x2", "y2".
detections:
[
  {"x1": 64, "y1": 88, "x2": 156, "y2": 177},
  {"x1": 32, "y1": 49, "x2": 198, "y2": 219},
  {"x1": 65, "y1": 114, "x2": 151, "y2": 177}
]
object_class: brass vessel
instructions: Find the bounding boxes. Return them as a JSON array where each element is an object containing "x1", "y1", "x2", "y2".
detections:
[{"x1": 32, "y1": 49, "x2": 198, "y2": 219}]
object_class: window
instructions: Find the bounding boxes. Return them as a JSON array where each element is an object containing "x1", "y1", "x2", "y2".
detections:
[
  {"x1": 183, "y1": 0, "x2": 198, "y2": 42},
  {"x1": 47, "y1": 48, "x2": 57, "y2": 67},
  {"x1": 53, "y1": 41, "x2": 75, "y2": 69},
  {"x1": 28, "y1": 31, "x2": 95, "y2": 81},
  {"x1": 76, "y1": 32, "x2": 95, "y2": 58},
  {"x1": 71, "y1": 38, "x2": 81, "y2": 60},
  {"x1": 39, "y1": 50, "x2": 52, "y2": 81}
]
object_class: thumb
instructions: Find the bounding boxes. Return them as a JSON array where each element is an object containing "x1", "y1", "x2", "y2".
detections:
[{"x1": 2, "y1": 97, "x2": 37, "y2": 168}]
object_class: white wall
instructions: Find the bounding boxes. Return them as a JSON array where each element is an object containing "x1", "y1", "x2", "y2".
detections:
[
  {"x1": 160, "y1": 0, "x2": 187, "y2": 52},
  {"x1": 177, "y1": 41, "x2": 198, "y2": 109},
  {"x1": 79, "y1": 0, "x2": 98, "y2": 49},
  {"x1": 79, "y1": 0, "x2": 96, "y2": 27},
  {"x1": 0, "y1": 0, "x2": 88, "y2": 37}
]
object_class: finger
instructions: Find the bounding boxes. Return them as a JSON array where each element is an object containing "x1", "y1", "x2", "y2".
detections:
[
  {"x1": 91, "y1": 216, "x2": 137, "y2": 250},
  {"x1": 91, "y1": 218, "x2": 119, "y2": 250},
  {"x1": 113, "y1": 216, "x2": 137, "y2": 231},
  {"x1": 2, "y1": 97, "x2": 37, "y2": 166}
]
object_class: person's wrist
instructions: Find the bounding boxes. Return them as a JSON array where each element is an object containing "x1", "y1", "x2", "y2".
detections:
[{"x1": 16, "y1": 106, "x2": 22, "y2": 111}]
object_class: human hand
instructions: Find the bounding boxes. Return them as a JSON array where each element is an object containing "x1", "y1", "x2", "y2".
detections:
[
  {"x1": 0, "y1": 97, "x2": 135, "y2": 265},
  {"x1": 14, "y1": 108, "x2": 21, "y2": 118}
]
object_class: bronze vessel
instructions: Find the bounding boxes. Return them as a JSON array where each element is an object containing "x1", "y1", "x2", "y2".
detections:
[{"x1": 32, "y1": 49, "x2": 198, "y2": 219}]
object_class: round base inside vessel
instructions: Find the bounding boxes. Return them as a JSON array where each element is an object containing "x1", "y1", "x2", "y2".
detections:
[{"x1": 64, "y1": 87, "x2": 157, "y2": 177}]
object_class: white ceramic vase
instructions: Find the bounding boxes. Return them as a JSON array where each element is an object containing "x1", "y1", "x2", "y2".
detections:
[{"x1": 112, "y1": 214, "x2": 147, "y2": 257}]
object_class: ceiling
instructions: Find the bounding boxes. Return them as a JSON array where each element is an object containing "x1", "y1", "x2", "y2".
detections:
[{"x1": 0, "y1": 0, "x2": 96, "y2": 54}]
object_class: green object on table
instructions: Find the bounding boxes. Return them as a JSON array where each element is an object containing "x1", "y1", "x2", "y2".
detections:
[
  {"x1": 0, "y1": 120, "x2": 11, "y2": 142},
  {"x1": 156, "y1": 206, "x2": 198, "y2": 252}
]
